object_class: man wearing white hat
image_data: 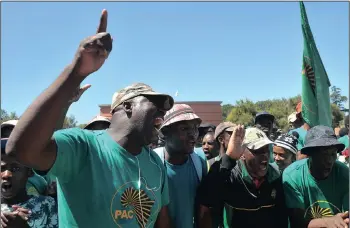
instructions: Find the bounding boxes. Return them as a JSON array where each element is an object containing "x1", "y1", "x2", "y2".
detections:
[
  {"x1": 1, "y1": 120, "x2": 19, "y2": 138},
  {"x1": 84, "y1": 115, "x2": 111, "y2": 130}
]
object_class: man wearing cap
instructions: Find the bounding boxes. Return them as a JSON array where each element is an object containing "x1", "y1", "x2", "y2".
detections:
[
  {"x1": 254, "y1": 111, "x2": 275, "y2": 163},
  {"x1": 7, "y1": 10, "x2": 173, "y2": 227},
  {"x1": 289, "y1": 102, "x2": 310, "y2": 160},
  {"x1": 214, "y1": 122, "x2": 235, "y2": 157},
  {"x1": 196, "y1": 123, "x2": 216, "y2": 148},
  {"x1": 1, "y1": 120, "x2": 19, "y2": 138},
  {"x1": 288, "y1": 112, "x2": 303, "y2": 131},
  {"x1": 154, "y1": 104, "x2": 207, "y2": 228},
  {"x1": 84, "y1": 115, "x2": 111, "y2": 130},
  {"x1": 197, "y1": 126, "x2": 288, "y2": 228},
  {"x1": 283, "y1": 126, "x2": 349, "y2": 228},
  {"x1": 273, "y1": 134, "x2": 298, "y2": 172}
]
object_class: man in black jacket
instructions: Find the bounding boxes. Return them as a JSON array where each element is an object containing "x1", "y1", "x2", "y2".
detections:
[{"x1": 197, "y1": 126, "x2": 288, "y2": 228}]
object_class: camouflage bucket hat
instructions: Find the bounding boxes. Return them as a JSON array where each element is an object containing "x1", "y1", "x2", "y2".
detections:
[
  {"x1": 160, "y1": 104, "x2": 202, "y2": 130},
  {"x1": 110, "y1": 83, "x2": 174, "y2": 113},
  {"x1": 301, "y1": 125, "x2": 345, "y2": 155}
]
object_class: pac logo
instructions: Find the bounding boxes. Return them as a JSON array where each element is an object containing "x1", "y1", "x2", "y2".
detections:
[
  {"x1": 110, "y1": 180, "x2": 160, "y2": 228},
  {"x1": 304, "y1": 201, "x2": 341, "y2": 220}
]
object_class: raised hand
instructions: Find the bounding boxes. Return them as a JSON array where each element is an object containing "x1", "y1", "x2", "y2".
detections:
[
  {"x1": 73, "y1": 9, "x2": 113, "y2": 78},
  {"x1": 68, "y1": 84, "x2": 91, "y2": 103},
  {"x1": 226, "y1": 124, "x2": 246, "y2": 160}
]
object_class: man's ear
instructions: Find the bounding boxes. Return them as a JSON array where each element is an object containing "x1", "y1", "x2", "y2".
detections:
[
  {"x1": 122, "y1": 101, "x2": 133, "y2": 116},
  {"x1": 218, "y1": 135, "x2": 224, "y2": 145}
]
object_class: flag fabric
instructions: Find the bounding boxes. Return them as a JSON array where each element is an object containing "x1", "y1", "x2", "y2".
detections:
[{"x1": 300, "y1": 2, "x2": 332, "y2": 128}]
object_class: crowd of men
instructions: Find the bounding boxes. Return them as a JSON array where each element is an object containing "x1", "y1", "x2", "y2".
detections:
[{"x1": 1, "y1": 9, "x2": 349, "y2": 228}]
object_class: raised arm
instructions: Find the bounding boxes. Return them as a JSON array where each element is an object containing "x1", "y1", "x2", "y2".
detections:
[{"x1": 6, "y1": 10, "x2": 112, "y2": 171}]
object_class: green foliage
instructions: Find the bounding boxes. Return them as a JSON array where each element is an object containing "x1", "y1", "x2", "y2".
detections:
[
  {"x1": 225, "y1": 96, "x2": 301, "y2": 132},
  {"x1": 330, "y1": 86, "x2": 348, "y2": 110},
  {"x1": 1, "y1": 109, "x2": 19, "y2": 124},
  {"x1": 222, "y1": 104, "x2": 234, "y2": 120},
  {"x1": 63, "y1": 115, "x2": 78, "y2": 129},
  {"x1": 331, "y1": 103, "x2": 344, "y2": 128},
  {"x1": 78, "y1": 124, "x2": 87, "y2": 129}
]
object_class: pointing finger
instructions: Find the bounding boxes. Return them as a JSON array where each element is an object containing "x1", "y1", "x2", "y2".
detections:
[
  {"x1": 80, "y1": 84, "x2": 91, "y2": 93},
  {"x1": 96, "y1": 9, "x2": 108, "y2": 33}
]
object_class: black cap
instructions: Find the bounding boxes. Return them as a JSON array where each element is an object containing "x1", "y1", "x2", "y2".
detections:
[
  {"x1": 301, "y1": 125, "x2": 345, "y2": 155},
  {"x1": 254, "y1": 111, "x2": 275, "y2": 124}
]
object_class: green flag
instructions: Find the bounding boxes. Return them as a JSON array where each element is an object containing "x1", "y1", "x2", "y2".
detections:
[{"x1": 300, "y1": 2, "x2": 332, "y2": 128}]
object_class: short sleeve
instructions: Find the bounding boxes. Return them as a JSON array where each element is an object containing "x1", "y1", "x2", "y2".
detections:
[
  {"x1": 282, "y1": 173, "x2": 305, "y2": 209},
  {"x1": 342, "y1": 192, "x2": 349, "y2": 211},
  {"x1": 197, "y1": 162, "x2": 224, "y2": 208},
  {"x1": 161, "y1": 166, "x2": 170, "y2": 207},
  {"x1": 48, "y1": 128, "x2": 90, "y2": 183}
]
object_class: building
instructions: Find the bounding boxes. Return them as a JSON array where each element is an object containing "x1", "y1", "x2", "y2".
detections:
[{"x1": 98, "y1": 101, "x2": 223, "y2": 126}]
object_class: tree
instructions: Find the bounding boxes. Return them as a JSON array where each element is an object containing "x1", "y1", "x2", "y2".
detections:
[
  {"x1": 78, "y1": 124, "x2": 87, "y2": 129},
  {"x1": 225, "y1": 96, "x2": 301, "y2": 132},
  {"x1": 330, "y1": 86, "x2": 348, "y2": 110},
  {"x1": 222, "y1": 104, "x2": 234, "y2": 120},
  {"x1": 1, "y1": 109, "x2": 19, "y2": 124},
  {"x1": 63, "y1": 115, "x2": 78, "y2": 129},
  {"x1": 331, "y1": 104, "x2": 344, "y2": 128}
]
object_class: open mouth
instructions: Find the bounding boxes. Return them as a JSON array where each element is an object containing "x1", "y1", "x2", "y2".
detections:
[
  {"x1": 259, "y1": 162, "x2": 268, "y2": 171},
  {"x1": 1, "y1": 181, "x2": 13, "y2": 193}
]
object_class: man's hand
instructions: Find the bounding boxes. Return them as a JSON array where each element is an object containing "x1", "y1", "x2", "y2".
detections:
[
  {"x1": 1, "y1": 210, "x2": 29, "y2": 228},
  {"x1": 226, "y1": 125, "x2": 246, "y2": 160},
  {"x1": 73, "y1": 9, "x2": 113, "y2": 78},
  {"x1": 309, "y1": 212, "x2": 349, "y2": 228},
  {"x1": 68, "y1": 84, "x2": 91, "y2": 103}
]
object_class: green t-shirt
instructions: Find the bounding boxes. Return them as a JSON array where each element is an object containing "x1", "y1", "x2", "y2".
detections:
[
  {"x1": 47, "y1": 128, "x2": 169, "y2": 227},
  {"x1": 282, "y1": 159, "x2": 349, "y2": 221},
  {"x1": 26, "y1": 174, "x2": 48, "y2": 196},
  {"x1": 338, "y1": 135, "x2": 349, "y2": 151}
]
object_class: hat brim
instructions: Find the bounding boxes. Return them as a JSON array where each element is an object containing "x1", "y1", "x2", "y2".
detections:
[
  {"x1": 226, "y1": 126, "x2": 235, "y2": 132},
  {"x1": 161, "y1": 113, "x2": 202, "y2": 129},
  {"x1": 138, "y1": 92, "x2": 174, "y2": 111},
  {"x1": 84, "y1": 120, "x2": 111, "y2": 129},
  {"x1": 110, "y1": 92, "x2": 174, "y2": 113},
  {"x1": 301, "y1": 138, "x2": 345, "y2": 155},
  {"x1": 255, "y1": 114, "x2": 275, "y2": 124},
  {"x1": 246, "y1": 138, "x2": 273, "y2": 150},
  {"x1": 1, "y1": 124, "x2": 16, "y2": 130}
]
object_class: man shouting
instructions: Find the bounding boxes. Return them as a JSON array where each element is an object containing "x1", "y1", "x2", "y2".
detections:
[{"x1": 6, "y1": 10, "x2": 173, "y2": 228}]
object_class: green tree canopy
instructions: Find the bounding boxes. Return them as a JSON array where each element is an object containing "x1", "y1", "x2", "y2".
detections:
[{"x1": 330, "y1": 86, "x2": 348, "y2": 110}]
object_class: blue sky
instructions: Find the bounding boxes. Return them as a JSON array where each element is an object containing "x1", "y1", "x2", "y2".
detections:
[{"x1": 2, "y1": 2, "x2": 348, "y2": 124}]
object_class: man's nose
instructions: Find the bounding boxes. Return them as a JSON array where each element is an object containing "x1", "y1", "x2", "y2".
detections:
[
  {"x1": 274, "y1": 154, "x2": 282, "y2": 161},
  {"x1": 1, "y1": 170, "x2": 12, "y2": 179}
]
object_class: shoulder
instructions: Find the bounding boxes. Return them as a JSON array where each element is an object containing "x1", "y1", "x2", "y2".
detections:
[
  {"x1": 283, "y1": 159, "x2": 308, "y2": 183},
  {"x1": 148, "y1": 147, "x2": 165, "y2": 164},
  {"x1": 267, "y1": 162, "x2": 282, "y2": 182},
  {"x1": 193, "y1": 147, "x2": 207, "y2": 162},
  {"x1": 333, "y1": 161, "x2": 349, "y2": 181}
]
